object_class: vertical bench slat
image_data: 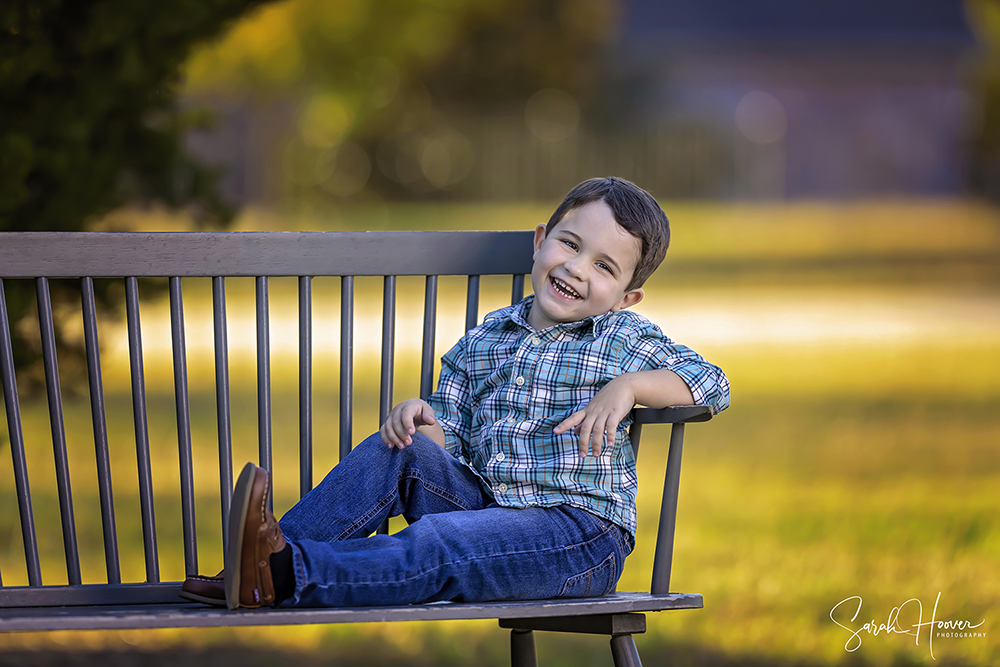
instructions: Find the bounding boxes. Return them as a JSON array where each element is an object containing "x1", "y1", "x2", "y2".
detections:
[
  {"x1": 169, "y1": 277, "x2": 198, "y2": 576},
  {"x1": 419, "y1": 276, "x2": 438, "y2": 400},
  {"x1": 379, "y1": 276, "x2": 396, "y2": 425},
  {"x1": 298, "y1": 276, "x2": 313, "y2": 498},
  {"x1": 125, "y1": 277, "x2": 159, "y2": 582},
  {"x1": 377, "y1": 275, "x2": 397, "y2": 536},
  {"x1": 256, "y1": 277, "x2": 272, "y2": 505},
  {"x1": 339, "y1": 276, "x2": 354, "y2": 461},
  {"x1": 511, "y1": 274, "x2": 525, "y2": 305},
  {"x1": 212, "y1": 277, "x2": 233, "y2": 552},
  {"x1": 465, "y1": 275, "x2": 480, "y2": 332},
  {"x1": 35, "y1": 278, "x2": 82, "y2": 585},
  {"x1": 81, "y1": 278, "x2": 121, "y2": 583},
  {"x1": 0, "y1": 278, "x2": 42, "y2": 586},
  {"x1": 650, "y1": 423, "x2": 685, "y2": 595}
]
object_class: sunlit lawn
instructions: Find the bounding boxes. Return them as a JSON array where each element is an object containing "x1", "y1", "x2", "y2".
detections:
[{"x1": 1, "y1": 200, "x2": 998, "y2": 666}]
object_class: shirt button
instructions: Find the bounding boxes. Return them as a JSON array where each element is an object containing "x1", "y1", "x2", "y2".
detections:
[
  {"x1": 530, "y1": 336, "x2": 540, "y2": 345},
  {"x1": 515, "y1": 375, "x2": 525, "y2": 386},
  {"x1": 506, "y1": 416, "x2": 515, "y2": 423},
  {"x1": 496, "y1": 452, "x2": 506, "y2": 462},
  {"x1": 497, "y1": 483, "x2": 508, "y2": 493}
]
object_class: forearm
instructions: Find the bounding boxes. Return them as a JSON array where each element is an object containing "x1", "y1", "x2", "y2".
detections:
[
  {"x1": 416, "y1": 421, "x2": 446, "y2": 447},
  {"x1": 615, "y1": 368, "x2": 695, "y2": 409}
]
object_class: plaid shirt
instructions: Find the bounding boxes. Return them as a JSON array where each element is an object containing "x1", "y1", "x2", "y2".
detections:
[{"x1": 426, "y1": 295, "x2": 730, "y2": 542}]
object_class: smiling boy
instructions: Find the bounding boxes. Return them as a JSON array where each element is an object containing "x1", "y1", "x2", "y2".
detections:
[{"x1": 181, "y1": 177, "x2": 730, "y2": 610}]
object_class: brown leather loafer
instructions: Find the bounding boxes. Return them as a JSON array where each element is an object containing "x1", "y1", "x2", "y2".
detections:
[
  {"x1": 179, "y1": 570, "x2": 225, "y2": 606},
  {"x1": 225, "y1": 462, "x2": 287, "y2": 610}
]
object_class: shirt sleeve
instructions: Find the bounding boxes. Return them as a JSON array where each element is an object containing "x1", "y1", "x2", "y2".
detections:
[
  {"x1": 425, "y1": 336, "x2": 474, "y2": 458},
  {"x1": 612, "y1": 317, "x2": 731, "y2": 415}
]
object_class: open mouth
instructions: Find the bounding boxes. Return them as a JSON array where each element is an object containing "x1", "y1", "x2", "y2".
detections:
[{"x1": 550, "y1": 277, "x2": 582, "y2": 300}]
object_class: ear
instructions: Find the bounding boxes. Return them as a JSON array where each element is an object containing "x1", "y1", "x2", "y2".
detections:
[
  {"x1": 611, "y1": 288, "x2": 644, "y2": 312},
  {"x1": 532, "y1": 223, "x2": 547, "y2": 259}
]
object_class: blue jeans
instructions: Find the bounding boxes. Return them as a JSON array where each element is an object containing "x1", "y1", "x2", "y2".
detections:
[{"x1": 278, "y1": 432, "x2": 631, "y2": 607}]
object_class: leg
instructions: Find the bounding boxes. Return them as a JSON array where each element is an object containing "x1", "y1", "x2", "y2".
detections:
[
  {"x1": 510, "y1": 629, "x2": 537, "y2": 667},
  {"x1": 610, "y1": 635, "x2": 642, "y2": 667},
  {"x1": 286, "y1": 504, "x2": 629, "y2": 607},
  {"x1": 280, "y1": 431, "x2": 489, "y2": 543}
]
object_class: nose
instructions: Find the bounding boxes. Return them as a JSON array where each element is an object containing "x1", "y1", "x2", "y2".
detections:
[{"x1": 562, "y1": 254, "x2": 585, "y2": 279}]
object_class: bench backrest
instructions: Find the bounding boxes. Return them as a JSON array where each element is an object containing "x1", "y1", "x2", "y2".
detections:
[{"x1": 0, "y1": 231, "x2": 701, "y2": 608}]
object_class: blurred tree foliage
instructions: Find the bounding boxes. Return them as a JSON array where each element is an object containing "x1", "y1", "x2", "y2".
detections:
[
  {"x1": 183, "y1": 0, "x2": 622, "y2": 197},
  {"x1": 968, "y1": 0, "x2": 1000, "y2": 200},
  {"x1": 0, "y1": 0, "x2": 272, "y2": 388}
]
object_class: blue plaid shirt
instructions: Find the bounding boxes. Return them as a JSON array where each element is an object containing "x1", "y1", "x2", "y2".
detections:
[{"x1": 426, "y1": 295, "x2": 730, "y2": 542}]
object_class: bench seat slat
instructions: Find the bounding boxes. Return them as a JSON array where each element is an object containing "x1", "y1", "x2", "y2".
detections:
[{"x1": 0, "y1": 591, "x2": 702, "y2": 632}]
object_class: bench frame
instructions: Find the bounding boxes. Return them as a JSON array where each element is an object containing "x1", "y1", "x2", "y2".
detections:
[{"x1": 0, "y1": 231, "x2": 712, "y2": 667}]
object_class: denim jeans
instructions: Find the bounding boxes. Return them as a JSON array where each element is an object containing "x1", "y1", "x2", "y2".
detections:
[{"x1": 278, "y1": 431, "x2": 631, "y2": 607}]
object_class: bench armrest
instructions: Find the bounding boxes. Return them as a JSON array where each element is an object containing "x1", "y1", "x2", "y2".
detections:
[{"x1": 631, "y1": 405, "x2": 713, "y2": 425}]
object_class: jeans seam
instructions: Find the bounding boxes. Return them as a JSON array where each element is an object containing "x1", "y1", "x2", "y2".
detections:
[
  {"x1": 558, "y1": 551, "x2": 616, "y2": 597},
  {"x1": 336, "y1": 490, "x2": 396, "y2": 541}
]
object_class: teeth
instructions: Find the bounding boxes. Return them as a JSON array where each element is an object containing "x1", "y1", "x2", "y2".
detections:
[{"x1": 552, "y1": 278, "x2": 581, "y2": 299}]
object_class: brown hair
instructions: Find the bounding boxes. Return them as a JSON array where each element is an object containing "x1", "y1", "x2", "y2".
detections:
[{"x1": 546, "y1": 177, "x2": 670, "y2": 290}]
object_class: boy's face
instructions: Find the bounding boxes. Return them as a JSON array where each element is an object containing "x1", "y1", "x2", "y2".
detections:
[{"x1": 528, "y1": 200, "x2": 644, "y2": 331}]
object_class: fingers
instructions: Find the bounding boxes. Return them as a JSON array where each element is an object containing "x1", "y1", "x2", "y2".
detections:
[
  {"x1": 420, "y1": 403, "x2": 437, "y2": 426},
  {"x1": 380, "y1": 401, "x2": 424, "y2": 449},
  {"x1": 380, "y1": 400, "x2": 438, "y2": 449},
  {"x1": 553, "y1": 411, "x2": 585, "y2": 435},
  {"x1": 576, "y1": 414, "x2": 615, "y2": 457},
  {"x1": 557, "y1": 409, "x2": 618, "y2": 457}
]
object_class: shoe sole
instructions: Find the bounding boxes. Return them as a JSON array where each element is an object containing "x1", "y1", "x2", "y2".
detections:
[
  {"x1": 225, "y1": 462, "x2": 257, "y2": 610},
  {"x1": 178, "y1": 589, "x2": 227, "y2": 607}
]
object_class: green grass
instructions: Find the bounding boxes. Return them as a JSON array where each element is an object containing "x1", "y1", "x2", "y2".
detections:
[{"x1": 1, "y1": 200, "x2": 998, "y2": 666}]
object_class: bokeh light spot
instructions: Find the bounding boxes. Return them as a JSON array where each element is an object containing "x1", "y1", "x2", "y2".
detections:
[
  {"x1": 735, "y1": 91, "x2": 788, "y2": 145},
  {"x1": 320, "y1": 142, "x2": 371, "y2": 197},
  {"x1": 525, "y1": 89, "x2": 580, "y2": 142}
]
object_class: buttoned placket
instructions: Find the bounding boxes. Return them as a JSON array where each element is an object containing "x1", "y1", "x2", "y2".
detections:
[{"x1": 491, "y1": 331, "x2": 546, "y2": 497}]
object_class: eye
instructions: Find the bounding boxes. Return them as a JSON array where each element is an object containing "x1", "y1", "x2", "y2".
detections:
[
  {"x1": 560, "y1": 239, "x2": 578, "y2": 251},
  {"x1": 597, "y1": 262, "x2": 613, "y2": 274}
]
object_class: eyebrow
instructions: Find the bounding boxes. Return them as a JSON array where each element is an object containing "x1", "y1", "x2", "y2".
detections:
[{"x1": 559, "y1": 230, "x2": 623, "y2": 274}]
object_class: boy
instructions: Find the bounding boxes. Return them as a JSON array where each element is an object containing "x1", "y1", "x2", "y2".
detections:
[{"x1": 180, "y1": 176, "x2": 729, "y2": 609}]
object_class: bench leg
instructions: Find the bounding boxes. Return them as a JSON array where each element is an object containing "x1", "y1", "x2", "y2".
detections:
[
  {"x1": 510, "y1": 628, "x2": 538, "y2": 667},
  {"x1": 610, "y1": 634, "x2": 642, "y2": 667}
]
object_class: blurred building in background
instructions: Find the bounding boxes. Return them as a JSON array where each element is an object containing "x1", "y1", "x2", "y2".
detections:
[{"x1": 185, "y1": 0, "x2": 978, "y2": 204}]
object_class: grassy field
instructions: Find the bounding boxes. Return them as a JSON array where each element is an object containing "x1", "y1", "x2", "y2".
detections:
[{"x1": 1, "y1": 200, "x2": 998, "y2": 666}]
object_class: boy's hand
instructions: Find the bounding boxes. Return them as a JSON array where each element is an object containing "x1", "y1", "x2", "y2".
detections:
[
  {"x1": 380, "y1": 399, "x2": 438, "y2": 449},
  {"x1": 554, "y1": 376, "x2": 636, "y2": 457}
]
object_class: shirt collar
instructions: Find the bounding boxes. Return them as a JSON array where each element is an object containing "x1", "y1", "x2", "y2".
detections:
[{"x1": 506, "y1": 295, "x2": 616, "y2": 336}]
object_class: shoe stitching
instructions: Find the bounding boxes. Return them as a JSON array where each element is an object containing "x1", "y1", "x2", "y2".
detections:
[{"x1": 260, "y1": 472, "x2": 269, "y2": 524}]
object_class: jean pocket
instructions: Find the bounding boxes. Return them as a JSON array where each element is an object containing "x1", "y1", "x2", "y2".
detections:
[{"x1": 558, "y1": 552, "x2": 617, "y2": 598}]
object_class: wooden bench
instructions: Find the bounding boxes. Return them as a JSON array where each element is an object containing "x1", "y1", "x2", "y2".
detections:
[{"x1": 0, "y1": 231, "x2": 713, "y2": 667}]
